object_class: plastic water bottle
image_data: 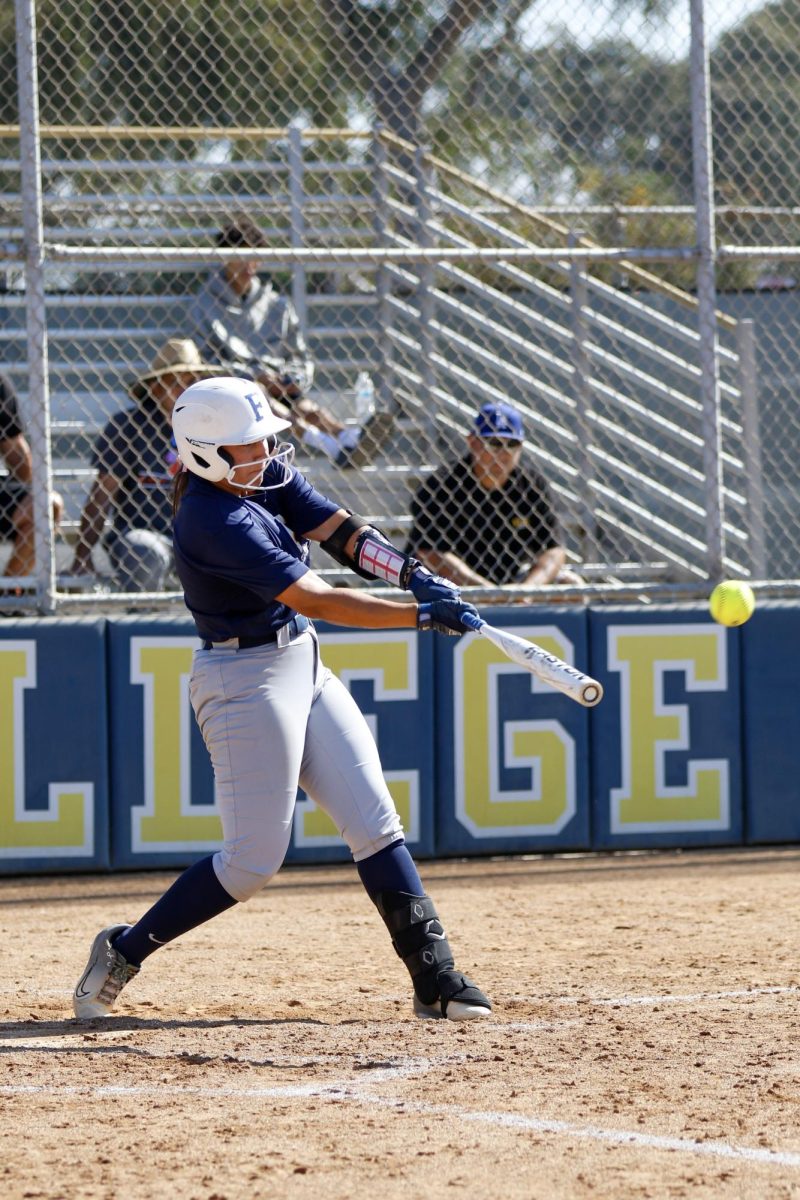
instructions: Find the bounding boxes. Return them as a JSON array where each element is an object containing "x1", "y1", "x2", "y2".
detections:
[{"x1": 354, "y1": 371, "x2": 375, "y2": 422}]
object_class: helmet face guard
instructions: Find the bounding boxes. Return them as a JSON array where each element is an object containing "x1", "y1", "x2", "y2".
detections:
[
  {"x1": 172, "y1": 376, "x2": 294, "y2": 490},
  {"x1": 220, "y1": 435, "x2": 296, "y2": 492}
]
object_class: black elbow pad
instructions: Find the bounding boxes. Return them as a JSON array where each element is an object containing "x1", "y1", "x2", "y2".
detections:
[
  {"x1": 319, "y1": 512, "x2": 374, "y2": 579},
  {"x1": 320, "y1": 513, "x2": 415, "y2": 587}
]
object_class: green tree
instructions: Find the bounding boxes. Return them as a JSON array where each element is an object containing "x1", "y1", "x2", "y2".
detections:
[
  {"x1": 6, "y1": 0, "x2": 796, "y2": 226},
  {"x1": 712, "y1": 0, "x2": 800, "y2": 208}
]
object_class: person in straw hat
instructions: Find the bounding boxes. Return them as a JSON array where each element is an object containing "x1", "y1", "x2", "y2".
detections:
[{"x1": 68, "y1": 338, "x2": 229, "y2": 593}]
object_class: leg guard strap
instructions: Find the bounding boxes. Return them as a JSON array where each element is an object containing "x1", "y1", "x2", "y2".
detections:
[
  {"x1": 436, "y1": 969, "x2": 492, "y2": 1017},
  {"x1": 374, "y1": 890, "x2": 455, "y2": 1005},
  {"x1": 377, "y1": 894, "x2": 438, "y2": 941},
  {"x1": 403, "y1": 937, "x2": 454, "y2": 980}
]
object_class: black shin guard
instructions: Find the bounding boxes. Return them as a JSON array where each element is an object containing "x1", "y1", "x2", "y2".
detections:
[{"x1": 373, "y1": 890, "x2": 455, "y2": 1005}]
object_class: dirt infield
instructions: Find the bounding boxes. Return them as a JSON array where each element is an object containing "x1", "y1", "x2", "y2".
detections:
[{"x1": 2, "y1": 848, "x2": 800, "y2": 1200}]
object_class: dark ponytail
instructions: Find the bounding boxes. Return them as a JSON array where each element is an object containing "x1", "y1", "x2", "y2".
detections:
[{"x1": 171, "y1": 468, "x2": 190, "y2": 518}]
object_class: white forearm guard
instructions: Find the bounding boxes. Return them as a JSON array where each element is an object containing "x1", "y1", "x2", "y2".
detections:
[{"x1": 354, "y1": 528, "x2": 413, "y2": 588}]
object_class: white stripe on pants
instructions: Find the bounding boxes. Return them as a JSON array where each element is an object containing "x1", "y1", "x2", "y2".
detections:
[{"x1": 189, "y1": 629, "x2": 403, "y2": 901}]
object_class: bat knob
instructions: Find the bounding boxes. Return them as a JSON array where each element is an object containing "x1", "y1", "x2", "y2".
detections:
[{"x1": 581, "y1": 682, "x2": 604, "y2": 706}]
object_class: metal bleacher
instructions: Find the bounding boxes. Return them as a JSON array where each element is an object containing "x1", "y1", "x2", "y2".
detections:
[
  {"x1": 0, "y1": 287, "x2": 435, "y2": 577},
  {"x1": 1, "y1": 124, "x2": 768, "y2": 596}
]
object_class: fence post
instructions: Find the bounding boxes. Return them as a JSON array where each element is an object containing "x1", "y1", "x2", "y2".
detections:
[
  {"x1": 288, "y1": 123, "x2": 308, "y2": 335},
  {"x1": 415, "y1": 146, "x2": 437, "y2": 435},
  {"x1": 569, "y1": 232, "x2": 599, "y2": 566},
  {"x1": 372, "y1": 126, "x2": 395, "y2": 415},
  {"x1": 737, "y1": 318, "x2": 766, "y2": 578},
  {"x1": 14, "y1": 0, "x2": 55, "y2": 612},
  {"x1": 690, "y1": 0, "x2": 725, "y2": 582}
]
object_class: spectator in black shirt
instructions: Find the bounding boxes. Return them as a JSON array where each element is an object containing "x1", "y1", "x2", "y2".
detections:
[
  {"x1": 0, "y1": 373, "x2": 63, "y2": 580},
  {"x1": 407, "y1": 401, "x2": 581, "y2": 588},
  {"x1": 69, "y1": 339, "x2": 227, "y2": 592}
]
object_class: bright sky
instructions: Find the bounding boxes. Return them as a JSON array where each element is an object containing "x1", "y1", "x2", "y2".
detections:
[{"x1": 519, "y1": 0, "x2": 769, "y2": 59}]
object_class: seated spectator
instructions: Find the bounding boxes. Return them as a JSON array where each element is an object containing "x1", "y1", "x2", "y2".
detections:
[
  {"x1": 69, "y1": 339, "x2": 228, "y2": 592},
  {"x1": 407, "y1": 400, "x2": 582, "y2": 588},
  {"x1": 189, "y1": 215, "x2": 393, "y2": 467},
  {"x1": 0, "y1": 373, "x2": 63, "y2": 581}
]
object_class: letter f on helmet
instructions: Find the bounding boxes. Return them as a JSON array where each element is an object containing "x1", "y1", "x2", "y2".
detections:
[
  {"x1": 244, "y1": 389, "x2": 264, "y2": 422},
  {"x1": 172, "y1": 376, "x2": 293, "y2": 487}
]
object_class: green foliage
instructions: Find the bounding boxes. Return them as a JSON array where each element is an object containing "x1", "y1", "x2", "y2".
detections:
[
  {"x1": 2, "y1": 0, "x2": 348, "y2": 127},
  {"x1": 712, "y1": 0, "x2": 800, "y2": 207},
  {"x1": 2, "y1": 0, "x2": 798, "y2": 271}
]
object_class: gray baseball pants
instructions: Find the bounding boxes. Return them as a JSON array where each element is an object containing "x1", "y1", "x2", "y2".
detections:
[{"x1": 189, "y1": 627, "x2": 403, "y2": 901}]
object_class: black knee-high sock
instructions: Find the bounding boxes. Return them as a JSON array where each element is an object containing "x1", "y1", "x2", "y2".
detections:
[
  {"x1": 356, "y1": 839, "x2": 424, "y2": 901},
  {"x1": 113, "y1": 855, "x2": 237, "y2": 966}
]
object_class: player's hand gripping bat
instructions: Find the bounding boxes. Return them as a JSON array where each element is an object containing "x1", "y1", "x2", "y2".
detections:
[{"x1": 459, "y1": 612, "x2": 603, "y2": 707}]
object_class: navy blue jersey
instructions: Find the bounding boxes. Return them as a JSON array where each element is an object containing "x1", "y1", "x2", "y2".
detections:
[
  {"x1": 173, "y1": 467, "x2": 340, "y2": 641},
  {"x1": 92, "y1": 399, "x2": 178, "y2": 536}
]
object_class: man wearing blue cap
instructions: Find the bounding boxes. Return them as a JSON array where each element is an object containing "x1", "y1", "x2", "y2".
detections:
[{"x1": 406, "y1": 401, "x2": 580, "y2": 588}]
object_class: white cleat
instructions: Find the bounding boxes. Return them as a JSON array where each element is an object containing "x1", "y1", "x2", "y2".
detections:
[
  {"x1": 413, "y1": 970, "x2": 492, "y2": 1021},
  {"x1": 413, "y1": 995, "x2": 492, "y2": 1021},
  {"x1": 72, "y1": 924, "x2": 139, "y2": 1018}
]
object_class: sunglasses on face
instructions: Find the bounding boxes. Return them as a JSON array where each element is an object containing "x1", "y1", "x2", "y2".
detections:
[{"x1": 481, "y1": 437, "x2": 522, "y2": 450}]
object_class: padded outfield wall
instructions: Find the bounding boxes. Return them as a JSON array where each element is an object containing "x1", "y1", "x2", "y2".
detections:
[{"x1": 0, "y1": 604, "x2": 796, "y2": 875}]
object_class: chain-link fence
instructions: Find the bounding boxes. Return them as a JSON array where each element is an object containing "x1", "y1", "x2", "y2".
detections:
[{"x1": 2, "y1": 0, "x2": 800, "y2": 612}]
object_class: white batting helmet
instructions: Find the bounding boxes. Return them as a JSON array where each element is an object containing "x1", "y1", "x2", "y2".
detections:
[{"x1": 172, "y1": 376, "x2": 292, "y2": 485}]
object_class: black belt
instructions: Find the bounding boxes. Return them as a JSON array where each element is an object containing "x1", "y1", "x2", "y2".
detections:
[{"x1": 201, "y1": 615, "x2": 309, "y2": 651}]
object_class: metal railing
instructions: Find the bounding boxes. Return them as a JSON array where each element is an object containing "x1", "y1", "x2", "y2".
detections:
[
  {"x1": 0, "y1": 123, "x2": 771, "y2": 609},
  {"x1": 5, "y1": 0, "x2": 800, "y2": 612}
]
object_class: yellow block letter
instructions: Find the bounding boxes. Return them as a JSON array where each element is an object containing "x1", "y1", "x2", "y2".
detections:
[
  {"x1": 454, "y1": 627, "x2": 576, "y2": 837},
  {"x1": 0, "y1": 641, "x2": 93, "y2": 858},
  {"x1": 294, "y1": 633, "x2": 420, "y2": 847},
  {"x1": 131, "y1": 639, "x2": 222, "y2": 851},
  {"x1": 608, "y1": 624, "x2": 729, "y2": 832}
]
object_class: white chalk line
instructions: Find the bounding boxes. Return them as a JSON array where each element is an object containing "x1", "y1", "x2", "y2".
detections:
[
  {"x1": 359, "y1": 1095, "x2": 800, "y2": 1169},
  {"x1": 0, "y1": 1016, "x2": 575, "y2": 1041},
  {"x1": 3, "y1": 1076, "x2": 800, "y2": 1169},
  {"x1": 535, "y1": 985, "x2": 800, "y2": 1009},
  {"x1": 1, "y1": 1026, "x2": 570, "y2": 1052},
  {"x1": 8, "y1": 983, "x2": 797, "y2": 1011}
]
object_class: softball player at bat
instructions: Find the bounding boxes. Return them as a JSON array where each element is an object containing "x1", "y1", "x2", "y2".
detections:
[{"x1": 73, "y1": 376, "x2": 491, "y2": 1023}]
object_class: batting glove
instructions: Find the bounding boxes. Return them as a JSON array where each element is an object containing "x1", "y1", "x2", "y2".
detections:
[
  {"x1": 417, "y1": 599, "x2": 479, "y2": 635},
  {"x1": 407, "y1": 564, "x2": 461, "y2": 603}
]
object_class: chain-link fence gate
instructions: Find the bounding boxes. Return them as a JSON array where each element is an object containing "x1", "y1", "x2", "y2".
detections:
[{"x1": 2, "y1": 0, "x2": 800, "y2": 613}]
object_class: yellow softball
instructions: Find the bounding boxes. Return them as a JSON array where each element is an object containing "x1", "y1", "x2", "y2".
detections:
[{"x1": 709, "y1": 580, "x2": 756, "y2": 627}]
